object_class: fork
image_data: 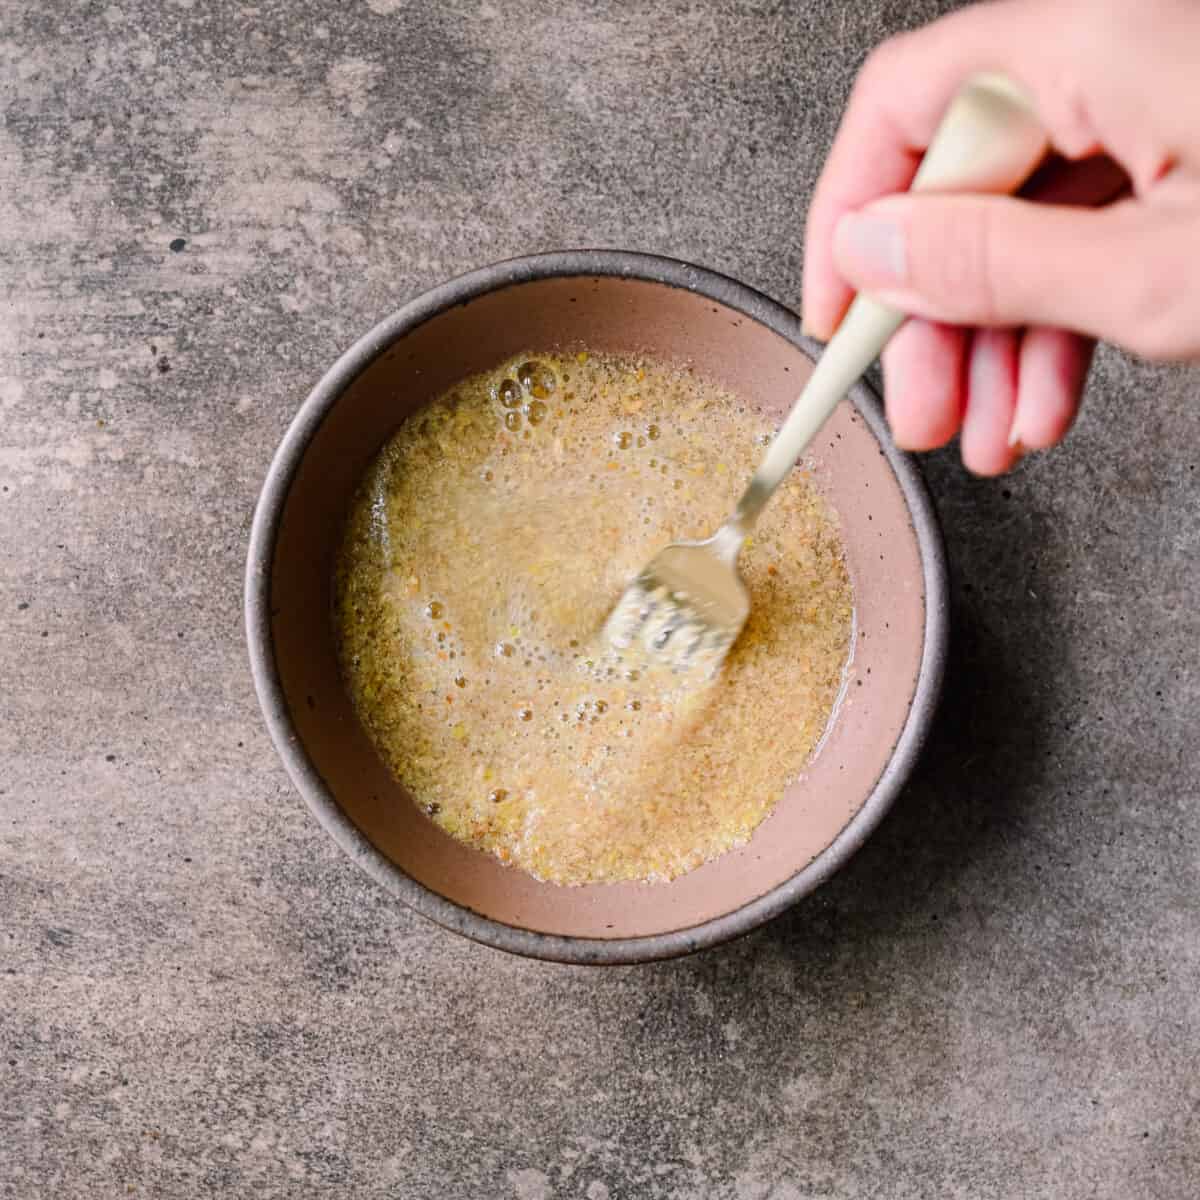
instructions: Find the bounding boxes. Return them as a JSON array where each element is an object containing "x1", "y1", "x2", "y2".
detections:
[{"x1": 603, "y1": 74, "x2": 1048, "y2": 674}]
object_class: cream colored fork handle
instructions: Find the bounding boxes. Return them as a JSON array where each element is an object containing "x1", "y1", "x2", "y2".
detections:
[{"x1": 732, "y1": 73, "x2": 1048, "y2": 533}]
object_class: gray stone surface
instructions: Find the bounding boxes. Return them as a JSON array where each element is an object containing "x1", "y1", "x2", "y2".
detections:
[{"x1": 2, "y1": 0, "x2": 1198, "y2": 1195}]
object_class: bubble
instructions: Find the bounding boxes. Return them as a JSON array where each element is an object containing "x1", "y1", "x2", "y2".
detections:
[
  {"x1": 527, "y1": 399, "x2": 548, "y2": 426},
  {"x1": 427, "y1": 601, "x2": 444, "y2": 619},
  {"x1": 504, "y1": 410, "x2": 522, "y2": 432},
  {"x1": 496, "y1": 378, "x2": 522, "y2": 408},
  {"x1": 518, "y1": 361, "x2": 557, "y2": 397}
]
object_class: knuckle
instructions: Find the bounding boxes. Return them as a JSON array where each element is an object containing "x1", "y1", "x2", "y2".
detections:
[
  {"x1": 855, "y1": 33, "x2": 910, "y2": 96},
  {"x1": 1126, "y1": 274, "x2": 1185, "y2": 360},
  {"x1": 1042, "y1": 71, "x2": 1099, "y2": 158},
  {"x1": 1122, "y1": 219, "x2": 1196, "y2": 359}
]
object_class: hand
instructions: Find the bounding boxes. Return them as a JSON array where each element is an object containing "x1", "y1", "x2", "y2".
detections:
[{"x1": 801, "y1": 0, "x2": 1200, "y2": 475}]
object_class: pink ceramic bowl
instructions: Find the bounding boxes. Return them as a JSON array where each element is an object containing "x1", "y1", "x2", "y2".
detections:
[{"x1": 246, "y1": 251, "x2": 948, "y2": 963}]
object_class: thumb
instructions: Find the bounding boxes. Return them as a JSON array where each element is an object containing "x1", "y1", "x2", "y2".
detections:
[{"x1": 832, "y1": 192, "x2": 1194, "y2": 360}]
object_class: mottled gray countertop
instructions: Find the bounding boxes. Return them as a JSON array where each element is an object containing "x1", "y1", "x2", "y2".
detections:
[{"x1": 2, "y1": 1, "x2": 1198, "y2": 1196}]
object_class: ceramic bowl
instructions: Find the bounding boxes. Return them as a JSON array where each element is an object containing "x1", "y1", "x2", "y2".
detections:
[{"x1": 246, "y1": 250, "x2": 948, "y2": 964}]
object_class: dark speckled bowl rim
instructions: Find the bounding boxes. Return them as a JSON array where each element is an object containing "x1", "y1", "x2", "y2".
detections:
[{"x1": 245, "y1": 249, "x2": 949, "y2": 965}]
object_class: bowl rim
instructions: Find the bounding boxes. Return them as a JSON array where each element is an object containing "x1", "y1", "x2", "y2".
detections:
[{"x1": 245, "y1": 249, "x2": 949, "y2": 965}]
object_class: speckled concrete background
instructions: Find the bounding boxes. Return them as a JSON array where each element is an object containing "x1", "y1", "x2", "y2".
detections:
[{"x1": 2, "y1": 1, "x2": 1198, "y2": 1196}]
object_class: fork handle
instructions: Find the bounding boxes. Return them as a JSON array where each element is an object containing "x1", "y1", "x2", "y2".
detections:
[{"x1": 731, "y1": 73, "x2": 1048, "y2": 533}]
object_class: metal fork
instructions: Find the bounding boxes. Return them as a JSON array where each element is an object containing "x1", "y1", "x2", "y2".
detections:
[{"x1": 603, "y1": 74, "x2": 1047, "y2": 674}]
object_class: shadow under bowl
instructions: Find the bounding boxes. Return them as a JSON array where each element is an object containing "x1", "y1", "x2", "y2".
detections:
[{"x1": 246, "y1": 250, "x2": 948, "y2": 964}]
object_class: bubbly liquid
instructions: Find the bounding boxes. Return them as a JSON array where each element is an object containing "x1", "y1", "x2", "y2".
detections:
[{"x1": 335, "y1": 352, "x2": 853, "y2": 885}]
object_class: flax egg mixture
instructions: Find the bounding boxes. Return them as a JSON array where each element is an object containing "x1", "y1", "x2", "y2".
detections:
[{"x1": 334, "y1": 352, "x2": 854, "y2": 885}]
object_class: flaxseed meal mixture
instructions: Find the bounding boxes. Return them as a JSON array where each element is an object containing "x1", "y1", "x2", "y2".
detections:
[{"x1": 335, "y1": 352, "x2": 853, "y2": 885}]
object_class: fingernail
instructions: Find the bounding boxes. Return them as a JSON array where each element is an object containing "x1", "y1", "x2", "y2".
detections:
[{"x1": 834, "y1": 211, "x2": 908, "y2": 285}]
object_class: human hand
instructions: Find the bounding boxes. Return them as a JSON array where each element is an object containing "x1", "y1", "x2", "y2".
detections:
[{"x1": 802, "y1": 0, "x2": 1200, "y2": 475}]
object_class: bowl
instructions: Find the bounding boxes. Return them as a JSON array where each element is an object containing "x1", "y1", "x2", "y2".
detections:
[{"x1": 246, "y1": 250, "x2": 948, "y2": 964}]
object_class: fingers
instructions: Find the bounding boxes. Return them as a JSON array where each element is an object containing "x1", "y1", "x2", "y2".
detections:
[
  {"x1": 831, "y1": 192, "x2": 1198, "y2": 359},
  {"x1": 1011, "y1": 327, "x2": 1093, "y2": 450},
  {"x1": 962, "y1": 329, "x2": 1090, "y2": 472},
  {"x1": 802, "y1": 0, "x2": 1061, "y2": 340},
  {"x1": 880, "y1": 320, "x2": 967, "y2": 450},
  {"x1": 880, "y1": 324, "x2": 1090, "y2": 473},
  {"x1": 801, "y1": 55, "x2": 923, "y2": 340},
  {"x1": 836, "y1": 145, "x2": 1121, "y2": 468},
  {"x1": 799, "y1": 0, "x2": 1192, "y2": 341},
  {"x1": 961, "y1": 329, "x2": 1021, "y2": 476}
]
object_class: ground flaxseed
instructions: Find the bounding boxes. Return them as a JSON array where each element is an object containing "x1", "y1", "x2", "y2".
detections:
[{"x1": 335, "y1": 351, "x2": 853, "y2": 885}]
